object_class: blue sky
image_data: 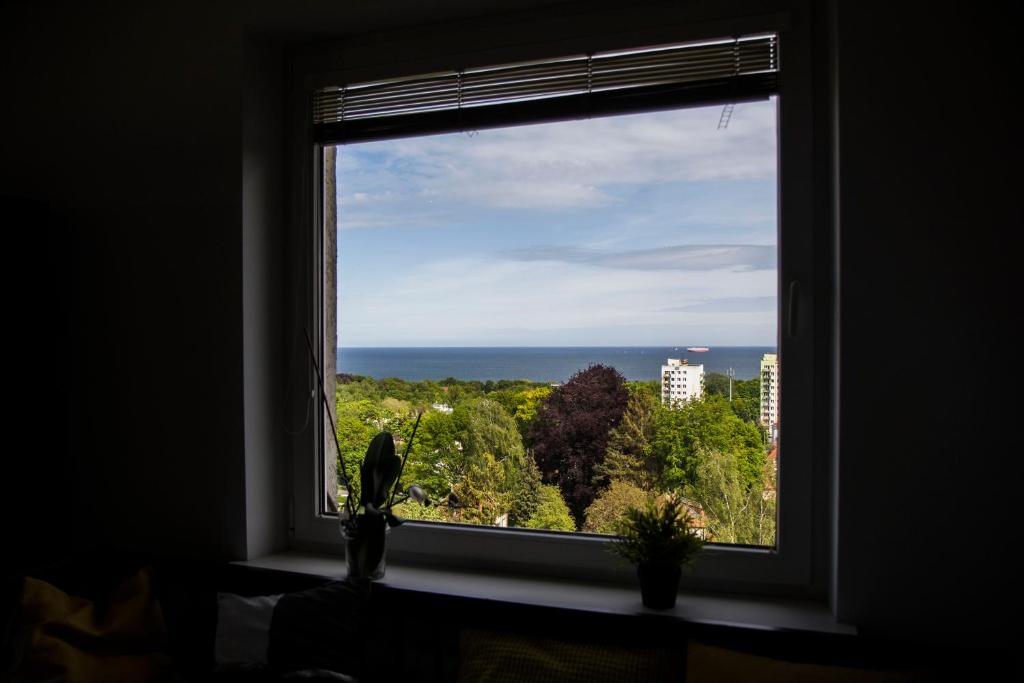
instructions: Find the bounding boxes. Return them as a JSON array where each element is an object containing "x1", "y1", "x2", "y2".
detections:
[{"x1": 335, "y1": 98, "x2": 777, "y2": 347}]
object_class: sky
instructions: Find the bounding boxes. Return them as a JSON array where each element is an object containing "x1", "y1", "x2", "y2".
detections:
[{"x1": 335, "y1": 98, "x2": 777, "y2": 347}]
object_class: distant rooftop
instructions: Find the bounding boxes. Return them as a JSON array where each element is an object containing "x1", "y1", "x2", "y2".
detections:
[{"x1": 664, "y1": 358, "x2": 703, "y2": 368}]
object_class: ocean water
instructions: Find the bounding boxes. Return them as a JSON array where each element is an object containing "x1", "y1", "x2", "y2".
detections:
[{"x1": 337, "y1": 346, "x2": 775, "y2": 383}]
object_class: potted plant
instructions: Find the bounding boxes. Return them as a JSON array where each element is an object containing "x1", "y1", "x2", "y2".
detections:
[
  {"x1": 609, "y1": 496, "x2": 704, "y2": 609},
  {"x1": 304, "y1": 332, "x2": 427, "y2": 579},
  {"x1": 336, "y1": 418, "x2": 427, "y2": 579}
]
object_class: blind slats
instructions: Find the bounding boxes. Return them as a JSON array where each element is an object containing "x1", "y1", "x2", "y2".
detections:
[{"x1": 312, "y1": 34, "x2": 777, "y2": 137}]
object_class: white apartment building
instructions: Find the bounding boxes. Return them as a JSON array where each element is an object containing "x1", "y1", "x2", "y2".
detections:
[
  {"x1": 760, "y1": 353, "x2": 780, "y2": 441},
  {"x1": 661, "y1": 358, "x2": 704, "y2": 407}
]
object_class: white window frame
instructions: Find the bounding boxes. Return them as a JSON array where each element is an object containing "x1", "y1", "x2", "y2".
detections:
[{"x1": 288, "y1": 6, "x2": 827, "y2": 597}]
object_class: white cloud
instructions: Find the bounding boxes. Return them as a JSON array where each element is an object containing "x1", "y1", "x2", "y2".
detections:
[
  {"x1": 333, "y1": 101, "x2": 779, "y2": 345},
  {"x1": 503, "y1": 244, "x2": 775, "y2": 271},
  {"x1": 662, "y1": 296, "x2": 778, "y2": 313},
  {"x1": 338, "y1": 254, "x2": 776, "y2": 346},
  {"x1": 335, "y1": 99, "x2": 777, "y2": 214},
  {"x1": 339, "y1": 190, "x2": 399, "y2": 207}
]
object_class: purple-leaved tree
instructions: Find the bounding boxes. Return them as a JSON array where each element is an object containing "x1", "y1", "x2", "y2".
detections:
[{"x1": 527, "y1": 364, "x2": 629, "y2": 526}]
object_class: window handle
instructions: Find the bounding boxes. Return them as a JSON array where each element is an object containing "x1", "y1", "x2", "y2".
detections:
[{"x1": 787, "y1": 280, "x2": 800, "y2": 339}]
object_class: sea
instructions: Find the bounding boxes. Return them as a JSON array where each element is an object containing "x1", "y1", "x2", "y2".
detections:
[{"x1": 337, "y1": 346, "x2": 775, "y2": 383}]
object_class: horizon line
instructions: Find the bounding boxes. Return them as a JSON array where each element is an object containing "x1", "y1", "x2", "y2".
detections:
[{"x1": 337, "y1": 344, "x2": 777, "y2": 349}]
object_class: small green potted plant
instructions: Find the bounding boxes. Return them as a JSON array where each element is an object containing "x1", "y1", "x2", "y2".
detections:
[{"x1": 609, "y1": 496, "x2": 704, "y2": 609}]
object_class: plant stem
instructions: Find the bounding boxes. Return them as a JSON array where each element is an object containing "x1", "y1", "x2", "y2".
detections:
[
  {"x1": 303, "y1": 330, "x2": 357, "y2": 521},
  {"x1": 387, "y1": 411, "x2": 422, "y2": 510}
]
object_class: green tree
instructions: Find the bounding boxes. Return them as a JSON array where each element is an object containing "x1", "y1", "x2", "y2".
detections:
[
  {"x1": 729, "y1": 396, "x2": 760, "y2": 424},
  {"x1": 399, "y1": 409, "x2": 463, "y2": 504},
  {"x1": 391, "y1": 500, "x2": 451, "y2": 523},
  {"x1": 336, "y1": 375, "x2": 382, "y2": 402},
  {"x1": 653, "y1": 395, "x2": 766, "y2": 491},
  {"x1": 332, "y1": 377, "x2": 567, "y2": 531},
  {"x1": 512, "y1": 386, "x2": 552, "y2": 439},
  {"x1": 683, "y1": 448, "x2": 775, "y2": 545},
  {"x1": 485, "y1": 388, "x2": 521, "y2": 417},
  {"x1": 524, "y1": 485, "x2": 576, "y2": 531},
  {"x1": 733, "y1": 377, "x2": 760, "y2": 401},
  {"x1": 704, "y1": 373, "x2": 761, "y2": 402},
  {"x1": 703, "y1": 372, "x2": 731, "y2": 397},
  {"x1": 596, "y1": 390, "x2": 659, "y2": 489},
  {"x1": 334, "y1": 400, "x2": 379, "y2": 503},
  {"x1": 461, "y1": 398, "x2": 525, "y2": 463},
  {"x1": 340, "y1": 396, "x2": 406, "y2": 432},
  {"x1": 450, "y1": 452, "x2": 509, "y2": 525},
  {"x1": 459, "y1": 399, "x2": 541, "y2": 526},
  {"x1": 396, "y1": 397, "x2": 539, "y2": 527},
  {"x1": 583, "y1": 480, "x2": 652, "y2": 534},
  {"x1": 441, "y1": 379, "x2": 484, "y2": 405},
  {"x1": 503, "y1": 449, "x2": 543, "y2": 527},
  {"x1": 626, "y1": 380, "x2": 661, "y2": 403},
  {"x1": 381, "y1": 396, "x2": 412, "y2": 415}
]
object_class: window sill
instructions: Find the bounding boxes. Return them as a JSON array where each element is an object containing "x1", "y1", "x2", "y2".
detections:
[{"x1": 235, "y1": 551, "x2": 853, "y2": 637}]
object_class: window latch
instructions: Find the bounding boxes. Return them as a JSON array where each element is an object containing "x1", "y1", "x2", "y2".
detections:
[{"x1": 787, "y1": 280, "x2": 800, "y2": 339}]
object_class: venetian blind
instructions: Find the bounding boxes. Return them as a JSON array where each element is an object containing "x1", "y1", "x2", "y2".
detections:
[{"x1": 313, "y1": 33, "x2": 778, "y2": 143}]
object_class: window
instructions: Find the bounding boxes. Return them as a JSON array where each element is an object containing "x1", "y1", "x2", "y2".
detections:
[
  {"x1": 328, "y1": 98, "x2": 778, "y2": 542},
  {"x1": 291, "y1": 17, "x2": 822, "y2": 594}
]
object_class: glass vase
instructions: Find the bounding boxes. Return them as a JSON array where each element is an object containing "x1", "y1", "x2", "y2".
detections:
[{"x1": 341, "y1": 522, "x2": 389, "y2": 580}]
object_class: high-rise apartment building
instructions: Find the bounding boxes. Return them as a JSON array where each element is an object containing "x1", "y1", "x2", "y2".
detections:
[
  {"x1": 661, "y1": 358, "x2": 704, "y2": 407},
  {"x1": 760, "y1": 352, "x2": 780, "y2": 441}
]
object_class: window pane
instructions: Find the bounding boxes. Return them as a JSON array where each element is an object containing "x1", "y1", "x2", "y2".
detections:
[{"x1": 327, "y1": 99, "x2": 778, "y2": 546}]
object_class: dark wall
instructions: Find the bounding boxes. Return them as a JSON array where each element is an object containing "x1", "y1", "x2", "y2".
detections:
[
  {"x1": 1, "y1": 0, "x2": 1015, "y2": 646},
  {"x1": 1, "y1": 2, "x2": 247, "y2": 562},
  {"x1": 0, "y1": 0, "x2": 582, "y2": 569},
  {"x1": 834, "y1": 3, "x2": 1017, "y2": 646}
]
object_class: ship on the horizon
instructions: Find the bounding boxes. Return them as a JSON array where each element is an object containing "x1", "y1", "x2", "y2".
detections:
[{"x1": 686, "y1": 346, "x2": 711, "y2": 352}]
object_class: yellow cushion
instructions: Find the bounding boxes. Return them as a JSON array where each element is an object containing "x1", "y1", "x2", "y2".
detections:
[
  {"x1": 686, "y1": 641, "x2": 923, "y2": 683},
  {"x1": 11, "y1": 567, "x2": 172, "y2": 683}
]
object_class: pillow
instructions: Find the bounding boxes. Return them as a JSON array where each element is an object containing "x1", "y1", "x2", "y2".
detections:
[
  {"x1": 214, "y1": 579, "x2": 369, "y2": 680},
  {"x1": 214, "y1": 592, "x2": 281, "y2": 669},
  {"x1": 9, "y1": 566, "x2": 172, "y2": 683}
]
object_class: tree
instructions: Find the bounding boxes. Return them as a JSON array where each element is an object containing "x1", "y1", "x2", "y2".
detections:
[
  {"x1": 450, "y1": 452, "x2": 509, "y2": 525},
  {"x1": 595, "y1": 389, "x2": 659, "y2": 489},
  {"x1": 380, "y1": 396, "x2": 412, "y2": 416},
  {"x1": 334, "y1": 400, "x2": 379, "y2": 504},
  {"x1": 399, "y1": 409, "x2": 463, "y2": 504},
  {"x1": 503, "y1": 449, "x2": 543, "y2": 527},
  {"x1": 429, "y1": 398, "x2": 540, "y2": 527},
  {"x1": 391, "y1": 500, "x2": 451, "y2": 523},
  {"x1": 583, "y1": 480, "x2": 652, "y2": 534},
  {"x1": 683, "y1": 448, "x2": 775, "y2": 545},
  {"x1": 524, "y1": 485, "x2": 576, "y2": 531},
  {"x1": 653, "y1": 395, "x2": 766, "y2": 492},
  {"x1": 626, "y1": 380, "x2": 661, "y2": 403},
  {"x1": 486, "y1": 388, "x2": 520, "y2": 417},
  {"x1": 461, "y1": 398, "x2": 525, "y2": 463},
  {"x1": 512, "y1": 386, "x2": 552, "y2": 439},
  {"x1": 733, "y1": 377, "x2": 760, "y2": 402},
  {"x1": 703, "y1": 372, "x2": 731, "y2": 397},
  {"x1": 729, "y1": 396, "x2": 760, "y2": 424},
  {"x1": 702, "y1": 374, "x2": 762, "y2": 424},
  {"x1": 528, "y1": 364, "x2": 629, "y2": 526}
]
